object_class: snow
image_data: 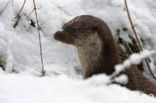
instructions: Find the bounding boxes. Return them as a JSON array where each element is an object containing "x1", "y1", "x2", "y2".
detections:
[
  {"x1": 114, "y1": 74, "x2": 128, "y2": 85},
  {"x1": 0, "y1": 74, "x2": 156, "y2": 103},
  {"x1": 0, "y1": 0, "x2": 156, "y2": 102},
  {"x1": 115, "y1": 50, "x2": 156, "y2": 75}
]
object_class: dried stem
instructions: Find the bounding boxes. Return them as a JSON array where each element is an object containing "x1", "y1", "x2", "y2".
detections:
[
  {"x1": 14, "y1": 0, "x2": 26, "y2": 19},
  {"x1": 124, "y1": 0, "x2": 156, "y2": 80},
  {"x1": 33, "y1": 0, "x2": 46, "y2": 76}
]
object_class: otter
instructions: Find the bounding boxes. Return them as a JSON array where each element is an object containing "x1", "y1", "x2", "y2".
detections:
[{"x1": 54, "y1": 15, "x2": 156, "y2": 96}]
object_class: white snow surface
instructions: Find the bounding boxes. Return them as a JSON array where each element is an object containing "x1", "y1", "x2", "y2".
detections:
[
  {"x1": 0, "y1": 0, "x2": 156, "y2": 102},
  {"x1": 0, "y1": 73, "x2": 156, "y2": 103}
]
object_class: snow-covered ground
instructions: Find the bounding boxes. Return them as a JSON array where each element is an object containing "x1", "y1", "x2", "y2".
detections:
[
  {"x1": 0, "y1": 0, "x2": 156, "y2": 102},
  {"x1": 0, "y1": 73, "x2": 156, "y2": 103}
]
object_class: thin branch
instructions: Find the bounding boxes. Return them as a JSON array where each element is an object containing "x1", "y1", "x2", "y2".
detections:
[
  {"x1": 124, "y1": 0, "x2": 156, "y2": 80},
  {"x1": 124, "y1": 0, "x2": 143, "y2": 51},
  {"x1": 14, "y1": 0, "x2": 26, "y2": 19},
  {"x1": 33, "y1": 0, "x2": 46, "y2": 76}
]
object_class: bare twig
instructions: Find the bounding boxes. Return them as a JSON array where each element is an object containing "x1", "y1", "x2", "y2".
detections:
[
  {"x1": 33, "y1": 0, "x2": 46, "y2": 76},
  {"x1": 124, "y1": 0, "x2": 156, "y2": 80},
  {"x1": 14, "y1": 0, "x2": 26, "y2": 19},
  {"x1": 14, "y1": 0, "x2": 46, "y2": 76}
]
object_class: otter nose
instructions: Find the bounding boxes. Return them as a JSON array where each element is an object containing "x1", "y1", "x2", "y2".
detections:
[{"x1": 54, "y1": 31, "x2": 63, "y2": 40}]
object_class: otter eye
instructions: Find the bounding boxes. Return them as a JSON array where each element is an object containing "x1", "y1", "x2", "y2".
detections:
[{"x1": 73, "y1": 28, "x2": 79, "y2": 33}]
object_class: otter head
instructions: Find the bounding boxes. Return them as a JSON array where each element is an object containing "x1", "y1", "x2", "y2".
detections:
[
  {"x1": 54, "y1": 15, "x2": 102, "y2": 47},
  {"x1": 54, "y1": 15, "x2": 105, "y2": 73},
  {"x1": 54, "y1": 15, "x2": 120, "y2": 78}
]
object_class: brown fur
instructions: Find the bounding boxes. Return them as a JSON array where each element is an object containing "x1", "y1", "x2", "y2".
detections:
[{"x1": 54, "y1": 15, "x2": 156, "y2": 96}]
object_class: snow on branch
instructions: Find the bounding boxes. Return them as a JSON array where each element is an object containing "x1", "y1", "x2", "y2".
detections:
[{"x1": 114, "y1": 50, "x2": 156, "y2": 75}]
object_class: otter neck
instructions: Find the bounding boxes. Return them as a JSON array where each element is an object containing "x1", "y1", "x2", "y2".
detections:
[
  {"x1": 76, "y1": 33, "x2": 121, "y2": 78},
  {"x1": 77, "y1": 34, "x2": 102, "y2": 74}
]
